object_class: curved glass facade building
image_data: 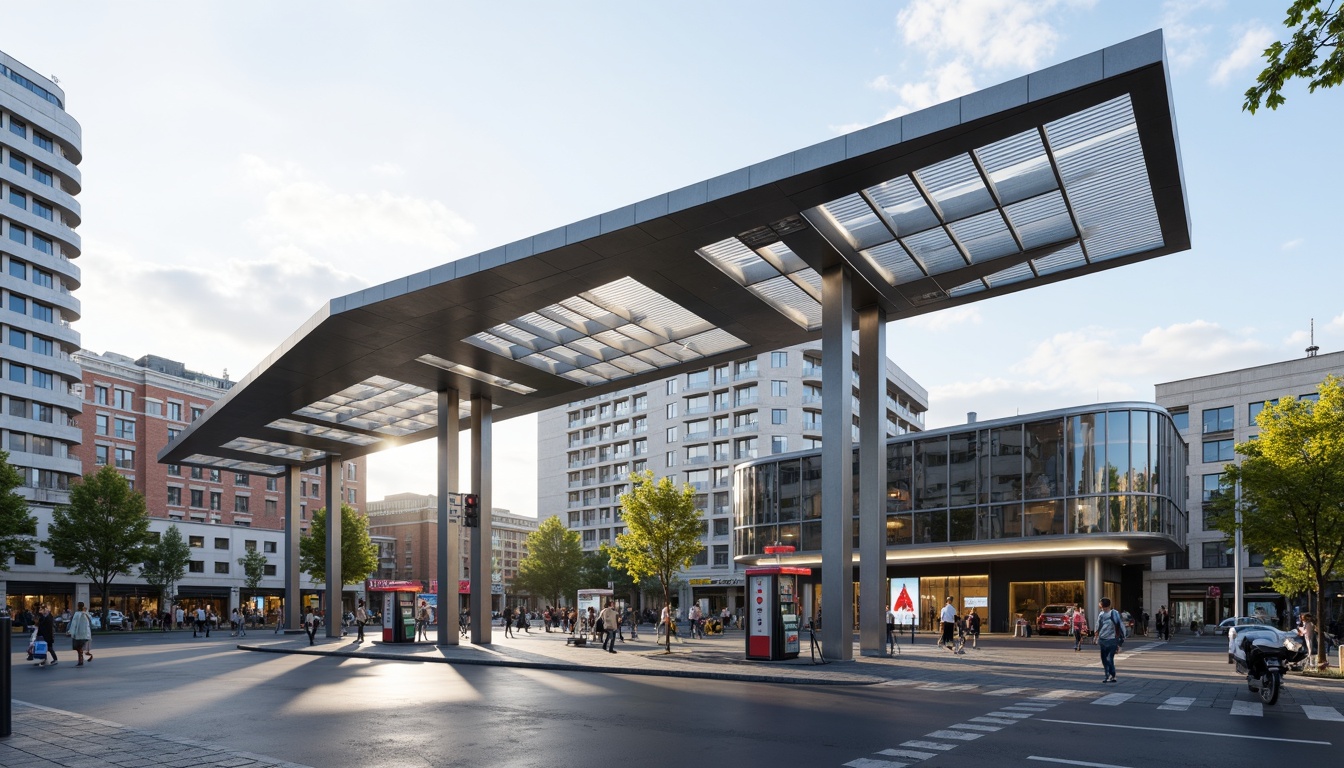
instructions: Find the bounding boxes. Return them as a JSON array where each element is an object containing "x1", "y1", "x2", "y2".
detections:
[{"x1": 734, "y1": 403, "x2": 1187, "y2": 632}]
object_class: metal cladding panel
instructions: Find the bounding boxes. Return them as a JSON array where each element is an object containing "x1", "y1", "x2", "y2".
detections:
[{"x1": 162, "y1": 30, "x2": 1190, "y2": 473}]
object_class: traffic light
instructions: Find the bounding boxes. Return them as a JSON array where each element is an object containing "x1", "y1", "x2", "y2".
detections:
[{"x1": 462, "y1": 493, "x2": 480, "y2": 528}]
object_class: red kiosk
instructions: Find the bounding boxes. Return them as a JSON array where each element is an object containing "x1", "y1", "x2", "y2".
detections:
[{"x1": 745, "y1": 546, "x2": 810, "y2": 661}]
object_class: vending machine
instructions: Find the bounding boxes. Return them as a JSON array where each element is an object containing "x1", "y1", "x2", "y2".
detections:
[{"x1": 744, "y1": 565, "x2": 811, "y2": 660}]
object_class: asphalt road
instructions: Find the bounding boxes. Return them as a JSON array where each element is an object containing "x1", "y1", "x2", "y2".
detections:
[{"x1": 6, "y1": 632, "x2": 1341, "y2": 768}]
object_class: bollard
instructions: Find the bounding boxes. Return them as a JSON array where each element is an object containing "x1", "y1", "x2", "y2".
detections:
[{"x1": 2, "y1": 615, "x2": 11, "y2": 738}]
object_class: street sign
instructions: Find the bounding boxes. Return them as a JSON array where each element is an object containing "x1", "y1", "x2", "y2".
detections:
[{"x1": 1207, "y1": 586, "x2": 1222, "y2": 598}]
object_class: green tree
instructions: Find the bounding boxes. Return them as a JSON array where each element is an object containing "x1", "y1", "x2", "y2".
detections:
[
  {"x1": 1244, "y1": 0, "x2": 1344, "y2": 113},
  {"x1": 580, "y1": 550, "x2": 637, "y2": 605},
  {"x1": 0, "y1": 450, "x2": 37, "y2": 570},
  {"x1": 44, "y1": 465, "x2": 153, "y2": 628},
  {"x1": 1262, "y1": 548, "x2": 1338, "y2": 608},
  {"x1": 298, "y1": 504, "x2": 379, "y2": 587},
  {"x1": 238, "y1": 547, "x2": 269, "y2": 601},
  {"x1": 513, "y1": 515, "x2": 583, "y2": 607},
  {"x1": 1211, "y1": 376, "x2": 1344, "y2": 666},
  {"x1": 604, "y1": 471, "x2": 702, "y2": 652},
  {"x1": 140, "y1": 524, "x2": 191, "y2": 615}
]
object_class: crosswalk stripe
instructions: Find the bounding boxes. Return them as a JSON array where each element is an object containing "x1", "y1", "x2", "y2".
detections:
[
  {"x1": 949, "y1": 723, "x2": 1001, "y2": 732},
  {"x1": 1003, "y1": 705, "x2": 1053, "y2": 712},
  {"x1": 1034, "y1": 690, "x2": 1089, "y2": 700},
  {"x1": 1092, "y1": 693, "x2": 1134, "y2": 706},
  {"x1": 901, "y1": 740, "x2": 957, "y2": 751},
  {"x1": 1158, "y1": 696, "x2": 1195, "y2": 711},
  {"x1": 986, "y1": 687, "x2": 1031, "y2": 696},
  {"x1": 969, "y1": 716, "x2": 1020, "y2": 725},
  {"x1": 844, "y1": 759, "x2": 906, "y2": 768},
  {"x1": 926, "y1": 729, "x2": 982, "y2": 741},
  {"x1": 918, "y1": 683, "x2": 978, "y2": 691},
  {"x1": 878, "y1": 749, "x2": 938, "y2": 760},
  {"x1": 1230, "y1": 701, "x2": 1263, "y2": 717},
  {"x1": 988, "y1": 711, "x2": 1034, "y2": 719},
  {"x1": 1302, "y1": 705, "x2": 1344, "y2": 721}
]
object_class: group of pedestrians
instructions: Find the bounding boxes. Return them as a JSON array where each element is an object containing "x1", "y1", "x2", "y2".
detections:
[{"x1": 26, "y1": 602, "x2": 94, "y2": 668}]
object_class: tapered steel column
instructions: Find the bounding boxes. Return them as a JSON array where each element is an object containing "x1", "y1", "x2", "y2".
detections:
[
  {"x1": 820, "y1": 264, "x2": 854, "y2": 660},
  {"x1": 470, "y1": 395, "x2": 492, "y2": 644},
  {"x1": 1085, "y1": 556, "x2": 1104, "y2": 625},
  {"x1": 858, "y1": 304, "x2": 887, "y2": 656},
  {"x1": 325, "y1": 455, "x2": 342, "y2": 637},
  {"x1": 284, "y1": 464, "x2": 302, "y2": 631},
  {"x1": 438, "y1": 389, "x2": 461, "y2": 646}
]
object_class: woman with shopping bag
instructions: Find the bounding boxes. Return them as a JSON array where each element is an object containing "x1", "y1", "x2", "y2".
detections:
[
  {"x1": 35, "y1": 603, "x2": 58, "y2": 666},
  {"x1": 68, "y1": 602, "x2": 94, "y2": 667}
]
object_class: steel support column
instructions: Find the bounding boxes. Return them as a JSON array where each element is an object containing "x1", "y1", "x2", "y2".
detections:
[
  {"x1": 437, "y1": 389, "x2": 461, "y2": 646},
  {"x1": 469, "y1": 394, "x2": 492, "y2": 644},
  {"x1": 858, "y1": 304, "x2": 887, "y2": 656},
  {"x1": 820, "y1": 264, "x2": 854, "y2": 661},
  {"x1": 324, "y1": 455, "x2": 342, "y2": 638},
  {"x1": 1085, "y1": 556, "x2": 1104, "y2": 625},
  {"x1": 283, "y1": 464, "x2": 302, "y2": 631}
]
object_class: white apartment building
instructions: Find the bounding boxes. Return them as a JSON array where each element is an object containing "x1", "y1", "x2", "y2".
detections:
[
  {"x1": 1150, "y1": 348, "x2": 1343, "y2": 631},
  {"x1": 537, "y1": 341, "x2": 927, "y2": 614}
]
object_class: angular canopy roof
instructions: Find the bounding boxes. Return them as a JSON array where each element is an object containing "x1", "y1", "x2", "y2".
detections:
[{"x1": 162, "y1": 30, "x2": 1190, "y2": 476}]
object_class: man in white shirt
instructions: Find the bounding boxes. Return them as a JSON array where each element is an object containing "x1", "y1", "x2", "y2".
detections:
[
  {"x1": 939, "y1": 597, "x2": 957, "y2": 650},
  {"x1": 885, "y1": 605, "x2": 898, "y2": 655}
]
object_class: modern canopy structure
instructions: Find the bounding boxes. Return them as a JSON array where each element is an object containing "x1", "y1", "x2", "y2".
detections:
[{"x1": 161, "y1": 30, "x2": 1189, "y2": 658}]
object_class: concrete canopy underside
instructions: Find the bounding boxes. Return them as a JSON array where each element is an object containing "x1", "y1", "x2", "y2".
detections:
[{"x1": 161, "y1": 30, "x2": 1188, "y2": 475}]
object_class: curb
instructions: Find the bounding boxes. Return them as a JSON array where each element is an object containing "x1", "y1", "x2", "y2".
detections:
[{"x1": 236, "y1": 643, "x2": 879, "y2": 686}]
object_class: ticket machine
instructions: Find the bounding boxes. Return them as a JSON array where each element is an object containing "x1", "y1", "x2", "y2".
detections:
[
  {"x1": 745, "y1": 565, "x2": 810, "y2": 660},
  {"x1": 366, "y1": 580, "x2": 421, "y2": 643}
]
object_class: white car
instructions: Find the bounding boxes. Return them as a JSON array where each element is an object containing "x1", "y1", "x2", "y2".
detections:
[
  {"x1": 104, "y1": 609, "x2": 126, "y2": 629},
  {"x1": 1218, "y1": 615, "x2": 1270, "y2": 636}
]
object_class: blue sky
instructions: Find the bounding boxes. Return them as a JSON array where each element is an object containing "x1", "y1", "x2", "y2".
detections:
[{"x1": 6, "y1": 1, "x2": 1340, "y2": 515}]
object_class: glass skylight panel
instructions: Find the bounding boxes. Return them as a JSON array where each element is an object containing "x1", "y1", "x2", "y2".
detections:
[
  {"x1": 818, "y1": 193, "x2": 889, "y2": 250},
  {"x1": 184, "y1": 455, "x2": 283, "y2": 475},
  {"x1": 749, "y1": 276, "x2": 822, "y2": 331},
  {"x1": 698, "y1": 237, "x2": 822, "y2": 331},
  {"x1": 974, "y1": 130, "x2": 1057, "y2": 206},
  {"x1": 860, "y1": 240, "x2": 926, "y2": 285},
  {"x1": 695, "y1": 238, "x2": 777, "y2": 285},
  {"x1": 632, "y1": 348, "x2": 680, "y2": 368},
  {"x1": 902, "y1": 228, "x2": 964, "y2": 276},
  {"x1": 864, "y1": 176, "x2": 939, "y2": 236},
  {"x1": 266, "y1": 419, "x2": 382, "y2": 446},
  {"x1": 756, "y1": 242, "x2": 809, "y2": 275},
  {"x1": 416, "y1": 355, "x2": 538, "y2": 395},
  {"x1": 787, "y1": 267, "x2": 823, "y2": 302},
  {"x1": 1004, "y1": 190, "x2": 1075, "y2": 251},
  {"x1": 946, "y1": 279, "x2": 986, "y2": 297},
  {"x1": 223, "y1": 437, "x2": 318, "y2": 462},
  {"x1": 982, "y1": 260, "x2": 1035, "y2": 288},
  {"x1": 948, "y1": 210, "x2": 1019, "y2": 263},
  {"x1": 914, "y1": 153, "x2": 995, "y2": 222}
]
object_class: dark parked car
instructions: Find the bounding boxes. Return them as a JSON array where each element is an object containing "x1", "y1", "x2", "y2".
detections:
[{"x1": 1036, "y1": 604, "x2": 1074, "y2": 636}]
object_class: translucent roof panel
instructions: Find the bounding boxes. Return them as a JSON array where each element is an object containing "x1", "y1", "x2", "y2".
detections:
[
  {"x1": 183, "y1": 454, "x2": 285, "y2": 475},
  {"x1": 467, "y1": 276, "x2": 747, "y2": 384},
  {"x1": 974, "y1": 129, "x2": 1058, "y2": 206},
  {"x1": 266, "y1": 419, "x2": 383, "y2": 446},
  {"x1": 1005, "y1": 190, "x2": 1076, "y2": 251},
  {"x1": 223, "y1": 437, "x2": 324, "y2": 462},
  {"x1": 865, "y1": 176, "x2": 939, "y2": 237},
  {"x1": 699, "y1": 237, "x2": 822, "y2": 331},
  {"x1": 817, "y1": 193, "x2": 890, "y2": 250},
  {"x1": 296, "y1": 377, "x2": 441, "y2": 437},
  {"x1": 948, "y1": 210, "x2": 1019, "y2": 263},
  {"x1": 1046, "y1": 94, "x2": 1163, "y2": 263},
  {"x1": 1032, "y1": 242, "x2": 1088, "y2": 277},
  {"x1": 902, "y1": 227, "x2": 965, "y2": 276},
  {"x1": 914, "y1": 153, "x2": 996, "y2": 222},
  {"x1": 417, "y1": 354, "x2": 537, "y2": 394},
  {"x1": 859, "y1": 240, "x2": 926, "y2": 286}
]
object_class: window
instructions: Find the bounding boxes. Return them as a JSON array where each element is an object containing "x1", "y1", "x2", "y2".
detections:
[
  {"x1": 190, "y1": 489, "x2": 204, "y2": 508},
  {"x1": 8, "y1": 118, "x2": 25, "y2": 137},
  {"x1": 114, "y1": 418, "x2": 135, "y2": 439},
  {"x1": 214, "y1": 562, "x2": 230, "y2": 574},
  {"x1": 265, "y1": 477, "x2": 277, "y2": 491},
  {"x1": 32, "y1": 132, "x2": 53, "y2": 152},
  {"x1": 665, "y1": 451, "x2": 676, "y2": 468},
  {"x1": 94, "y1": 445, "x2": 109, "y2": 466},
  {"x1": 347, "y1": 488, "x2": 357, "y2": 504},
  {"x1": 7, "y1": 363, "x2": 25, "y2": 384},
  {"x1": 713, "y1": 518, "x2": 730, "y2": 537},
  {"x1": 167, "y1": 428, "x2": 180, "y2": 441},
  {"x1": 1201, "y1": 406, "x2": 1233, "y2": 434},
  {"x1": 771, "y1": 408, "x2": 787, "y2": 424},
  {"x1": 214, "y1": 537, "x2": 229, "y2": 550},
  {"x1": 235, "y1": 496, "x2": 250, "y2": 513},
  {"x1": 31, "y1": 336, "x2": 51, "y2": 355},
  {"x1": 1166, "y1": 548, "x2": 1189, "y2": 570},
  {"x1": 32, "y1": 200, "x2": 52, "y2": 221},
  {"x1": 1202, "y1": 540, "x2": 1233, "y2": 569},
  {"x1": 666, "y1": 426, "x2": 678, "y2": 442},
  {"x1": 95, "y1": 414, "x2": 108, "y2": 435},
  {"x1": 210, "y1": 492, "x2": 222, "y2": 511},
  {"x1": 94, "y1": 385, "x2": 108, "y2": 405},
  {"x1": 113, "y1": 389, "x2": 133, "y2": 410},
  {"x1": 264, "y1": 541, "x2": 277, "y2": 553},
  {"x1": 713, "y1": 545, "x2": 729, "y2": 566},
  {"x1": 1202, "y1": 439, "x2": 1234, "y2": 464},
  {"x1": 8, "y1": 155, "x2": 24, "y2": 173},
  {"x1": 209, "y1": 469, "x2": 221, "y2": 482},
  {"x1": 666, "y1": 379, "x2": 678, "y2": 395},
  {"x1": 191, "y1": 406, "x2": 204, "y2": 421},
  {"x1": 244, "y1": 540, "x2": 257, "y2": 552},
  {"x1": 7, "y1": 259, "x2": 25, "y2": 279},
  {"x1": 771, "y1": 380, "x2": 787, "y2": 397},
  {"x1": 235, "y1": 472, "x2": 249, "y2": 486},
  {"x1": 7, "y1": 192, "x2": 25, "y2": 212},
  {"x1": 167, "y1": 487, "x2": 182, "y2": 506},
  {"x1": 666, "y1": 403, "x2": 677, "y2": 419},
  {"x1": 1248, "y1": 400, "x2": 1279, "y2": 424},
  {"x1": 189, "y1": 561, "x2": 204, "y2": 573},
  {"x1": 114, "y1": 447, "x2": 134, "y2": 469},
  {"x1": 30, "y1": 303, "x2": 52, "y2": 323},
  {"x1": 772, "y1": 435, "x2": 789, "y2": 454},
  {"x1": 686, "y1": 369, "x2": 709, "y2": 388},
  {"x1": 7, "y1": 328, "x2": 24, "y2": 350},
  {"x1": 265, "y1": 499, "x2": 277, "y2": 514},
  {"x1": 32, "y1": 166, "x2": 52, "y2": 185},
  {"x1": 189, "y1": 536, "x2": 205, "y2": 548},
  {"x1": 346, "y1": 463, "x2": 357, "y2": 480},
  {"x1": 168, "y1": 402, "x2": 183, "y2": 421},
  {"x1": 144, "y1": 400, "x2": 162, "y2": 416},
  {"x1": 771, "y1": 351, "x2": 788, "y2": 368},
  {"x1": 31, "y1": 234, "x2": 52, "y2": 255},
  {"x1": 168, "y1": 464, "x2": 181, "y2": 476},
  {"x1": 1202, "y1": 473, "x2": 1225, "y2": 503},
  {"x1": 8, "y1": 294, "x2": 27, "y2": 314},
  {"x1": 191, "y1": 466, "x2": 203, "y2": 480},
  {"x1": 263, "y1": 564, "x2": 277, "y2": 576}
]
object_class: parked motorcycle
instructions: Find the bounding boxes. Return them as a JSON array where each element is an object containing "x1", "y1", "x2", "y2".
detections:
[{"x1": 1230, "y1": 625, "x2": 1307, "y2": 705}]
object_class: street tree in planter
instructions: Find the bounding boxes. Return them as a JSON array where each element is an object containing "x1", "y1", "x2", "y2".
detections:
[
  {"x1": 238, "y1": 548, "x2": 269, "y2": 612},
  {"x1": 298, "y1": 504, "x2": 379, "y2": 614},
  {"x1": 44, "y1": 465, "x2": 153, "y2": 629},
  {"x1": 514, "y1": 516, "x2": 584, "y2": 608},
  {"x1": 141, "y1": 524, "x2": 191, "y2": 618}
]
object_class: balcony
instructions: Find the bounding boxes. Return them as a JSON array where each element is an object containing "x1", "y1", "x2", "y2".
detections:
[
  {"x1": 686, "y1": 455, "x2": 710, "y2": 466},
  {"x1": 685, "y1": 430, "x2": 710, "y2": 442},
  {"x1": 802, "y1": 365, "x2": 823, "y2": 379},
  {"x1": 732, "y1": 423, "x2": 759, "y2": 434},
  {"x1": 684, "y1": 405, "x2": 711, "y2": 416},
  {"x1": 802, "y1": 395, "x2": 822, "y2": 405},
  {"x1": 733, "y1": 370, "x2": 759, "y2": 382},
  {"x1": 734, "y1": 396, "x2": 760, "y2": 408}
]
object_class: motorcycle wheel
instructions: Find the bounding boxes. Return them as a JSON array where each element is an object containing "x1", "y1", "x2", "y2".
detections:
[{"x1": 1259, "y1": 672, "x2": 1280, "y2": 705}]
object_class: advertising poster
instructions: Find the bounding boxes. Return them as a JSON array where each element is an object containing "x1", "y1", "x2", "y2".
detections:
[
  {"x1": 889, "y1": 577, "x2": 919, "y2": 626},
  {"x1": 747, "y1": 575, "x2": 773, "y2": 658}
]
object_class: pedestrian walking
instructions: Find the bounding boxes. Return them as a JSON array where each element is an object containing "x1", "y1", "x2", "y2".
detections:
[
  {"x1": 502, "y1": 606, "x2": 515, "y2": 638},
  {"x1": 966, "y1": 609, "x2": 981, "y2": 649},
  {"x1": 939, "y1": 596, "x2": 957, "y2": 650},
  {"x1": 194, "y1": 606, "x2": 207, "y2": 637},
  {"x1": 69, "y1": 601, "x2": 93, "y2": 667},
  {"x1": 1095, "y1": 597, "x2": 1126, "y2": 683},
  {"x1": 35, "y1": 604, "x2": 58, "y2": 666},
  {"x1": 885, "y1": 604, "x2": 897, "y2": 655},
  {"x1": 416, "y1": 600, "x2": 431, "y2": 641},
  {"x1": 1069, "y1": 604, "x2": 1088, "y2": 652},
  {"x1": 355, "y1": 599, "x2": 368, "y2": 643},
  {"x1": 304, "y1": 607, "x2": 319, "y2": 645},
  {"x1": 599, "y1": 600, "x2": 620, "y2": 653},
  {"x1": 1155, "y1": 606, "x2": 1169, "y2": 641},
  {"x1": 230, "y1": 608, "x2": 243, "y2": 637}
]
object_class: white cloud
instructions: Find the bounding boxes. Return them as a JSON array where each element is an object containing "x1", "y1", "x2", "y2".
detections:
[
  {"x1": 1280, "y1": 238, "x2": 1303, "y2": 250},
  {"x1": 370, "y1": 162, "x2": 406, "y2": 177},
  {"x1": 1159, "y1": 0, "x2": 1224, "y2": 72},
  {"x1": 1211, "y1": 23, "x2": 1276, "y2": 85},
  {"x1": 872, "y1": 60, "x2": 977, "y2": 116},
  {"x1": 905, "y1": 306, "x2": 983, "y2": 331},
  {"x1": 896, "y1": 0, "x2": 1076, "y2": 71}
]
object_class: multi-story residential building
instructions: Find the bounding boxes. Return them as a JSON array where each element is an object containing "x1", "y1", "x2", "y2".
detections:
[
  {"x1": 537, "y1": 341, "x2": 928, "y2": 615},
  {"x1": 366, "y1": 492, "x2": 537, "y2": 613},
  {"x1": 1151, "y1": 348, "x2": 1344, "y2": 632},
  {"x1": 0, "y1": 52, "x2": 83, "y2": 546},
  {"x1": 3, "y1": 350, "x2": 366, "y2": 621}
]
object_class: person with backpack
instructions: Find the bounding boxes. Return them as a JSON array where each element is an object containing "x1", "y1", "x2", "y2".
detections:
[{"x1": 1095, "y1": 597, "x2": 1126, "y2": 683}]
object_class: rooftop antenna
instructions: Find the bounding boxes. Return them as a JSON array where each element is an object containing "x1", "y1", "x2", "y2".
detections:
[
  {"x1": 50, "y1": 75, "x2": 59, "y2": 84},
  {"x1": 1306, "y1": 319, "x2": 1319, "y2": 357}
]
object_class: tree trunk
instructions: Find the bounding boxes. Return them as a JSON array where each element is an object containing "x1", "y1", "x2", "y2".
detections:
[
  {"x1": 1317, "y1": 585, "x2": 1327, "y2": 668},
  {"x1": 663, "y1": 584, "x2": 671, "y2": 653}
]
